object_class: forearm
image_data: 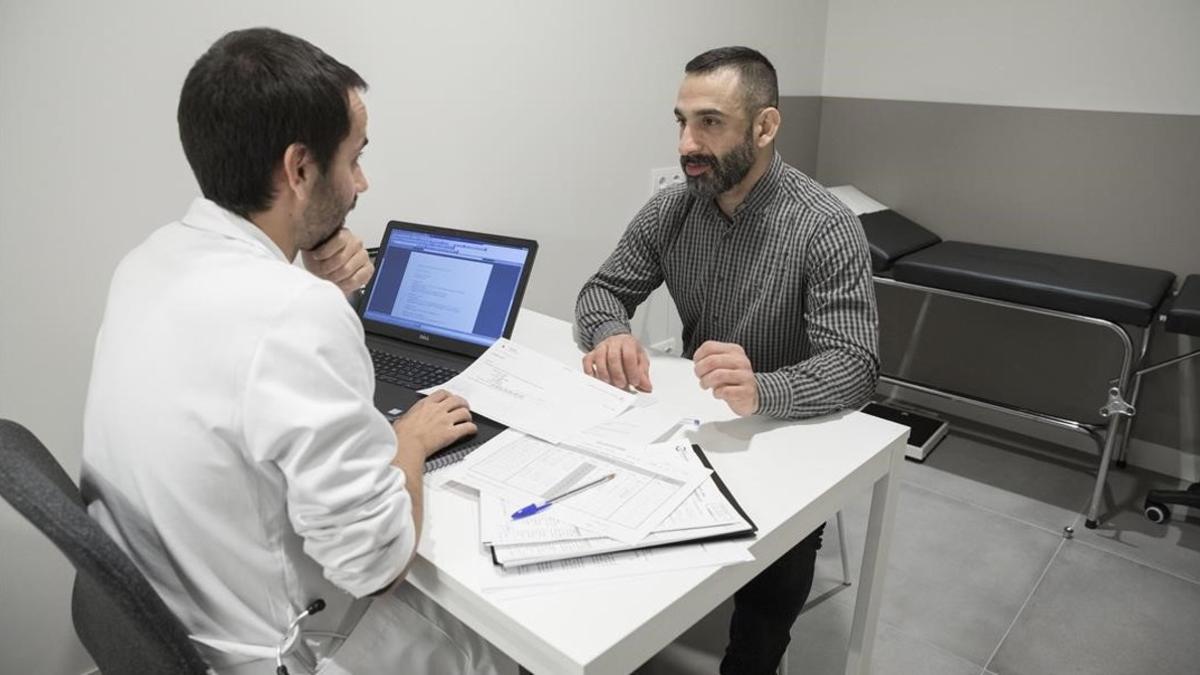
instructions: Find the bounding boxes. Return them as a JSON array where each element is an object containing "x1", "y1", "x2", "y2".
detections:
[
  {"x1": 366, "y1": 452, "x2": 422, "y2": 596},
  {"x1": 391, "y1": 450, "x2": 425, "y2": 578},
  {"x1": 393, "y1": 449, "x2": 422, "y2": 542},
  {"x1": 755, "y1": 348, "x2": 879, "y2": 419},
  {"x1": 575, "y1": 196, "x2": 669, "y2": 348},
  {"x1": 757, "y1": 211, "x2": 879, "y2": 419},
  {"x1": 575, "y1": 282, "x2": 637, "y2": 349}
]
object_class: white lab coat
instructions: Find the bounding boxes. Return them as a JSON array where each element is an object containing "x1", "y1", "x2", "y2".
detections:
[{"x1": 81, "y1": 198, "x2": 504, "y2": 674}]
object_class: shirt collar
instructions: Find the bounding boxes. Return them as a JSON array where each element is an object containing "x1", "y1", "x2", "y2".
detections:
[
  {"x1": 179, "y1": 197, "x2": 289, "y2": 263},
  {"x1": 733, "y1": 151, "x2": 784, "y2": 218}
]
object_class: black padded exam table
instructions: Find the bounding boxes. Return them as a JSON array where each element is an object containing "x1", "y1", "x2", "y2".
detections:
[{"x1": 859, "y1": 207, "x2": 1179, "y2": 529}]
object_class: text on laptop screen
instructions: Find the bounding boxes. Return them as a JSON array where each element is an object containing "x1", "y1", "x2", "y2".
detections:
[{"x1": 363, "y1": 229, "x2": 531, "y2": 347}]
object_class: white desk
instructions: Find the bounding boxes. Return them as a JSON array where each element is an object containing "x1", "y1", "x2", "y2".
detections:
[{"x1": 409, "y1": 309, "x2": 906, "y2": 674}]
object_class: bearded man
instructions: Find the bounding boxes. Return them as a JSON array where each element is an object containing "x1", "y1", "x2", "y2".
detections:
[{"x1": 574, "y1": 46, "x2": 879, "y2": 675}]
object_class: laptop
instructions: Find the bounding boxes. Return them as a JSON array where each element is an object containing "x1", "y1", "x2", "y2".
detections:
[{"x1": 359, "y1": 220, "x2": 538, "y2": 467}]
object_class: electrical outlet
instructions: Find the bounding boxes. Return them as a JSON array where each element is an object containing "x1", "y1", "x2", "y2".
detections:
[{"x1": 649, "y1": 166, "x2": 685, "y2": 196}]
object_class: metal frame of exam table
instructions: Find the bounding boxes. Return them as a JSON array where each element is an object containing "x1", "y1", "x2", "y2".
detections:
[
  {"x1": 873, "y1": 275, "x2": 1156, "y2": 531},
  {"x1": 1126, "y1": 329, "x2": 1200, "y2": 524}
]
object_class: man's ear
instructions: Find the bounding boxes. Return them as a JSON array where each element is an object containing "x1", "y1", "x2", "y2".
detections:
[
  {"x1": 280, "y1": 142, "x2": 317, "y2": 201},
  {"x1": 755, "y1": 107, "x2": 781, "y2": 148}
]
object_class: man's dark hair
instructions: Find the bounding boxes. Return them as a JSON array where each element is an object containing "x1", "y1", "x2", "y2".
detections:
[
  {"x1": 685, "y1": 46, "x2": 778, "y2": 114},
  {"x1": 177, "y1": 28, "x2": 367, "y2": 217}
]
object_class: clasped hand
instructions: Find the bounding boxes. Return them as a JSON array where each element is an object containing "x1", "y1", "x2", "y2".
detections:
[{"x1": 693, "y1": 340, "x2": 759, "y2": 417}]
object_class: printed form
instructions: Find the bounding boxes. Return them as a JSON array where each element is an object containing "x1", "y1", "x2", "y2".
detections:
[
  {"x1": 427, "y1": 339, "x2": 635, "y2": 443},
  {"x1": 472, "y1": 403, "x2": 686, "y2": 542},
  {"x1": 455, "y1": 433, "x2": 710, "y2": 544},
  {"x1": 484, "y1": 442, "x2": 754, "y2": 567}
]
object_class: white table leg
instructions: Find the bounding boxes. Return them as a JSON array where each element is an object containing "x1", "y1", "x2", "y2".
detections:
[{"x1": 844, "y1": 440, "x2": 903, "y2": 675}]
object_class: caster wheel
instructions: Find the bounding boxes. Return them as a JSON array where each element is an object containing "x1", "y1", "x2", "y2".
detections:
[
  {"x1": 1144, "y1": 501, "x2": 1170, "y2": 524},
  {"x1": 1084, "y1": 518, "x2": 1098, "y2": 529}
]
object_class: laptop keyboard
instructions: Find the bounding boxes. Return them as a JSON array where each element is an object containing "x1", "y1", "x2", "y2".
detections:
[{"x1": 369, "y1": 349, "x2": 461, "y2": 390}]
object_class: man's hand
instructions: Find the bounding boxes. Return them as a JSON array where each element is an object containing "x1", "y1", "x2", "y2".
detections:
[
  {"x1": 582, "y1": 334, "x2": 653, "y2": 393},
  {"x1": 694, "y1": 340, "x2": 759, "y2": 416},
  {"x1": 390, "y1": 390, "x2": 477, "y2": 464},
  {"x1": 302, "y1": 228, "x2": 374, "y2": 296}
]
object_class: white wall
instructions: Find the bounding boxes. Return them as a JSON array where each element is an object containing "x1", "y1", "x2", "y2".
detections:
[
  {"x1": 822, "y1": 0, "x2": 1200, "y2": 114},
  {"x1": 0, "y1": 1, "x2": 828, "y2": 672}
]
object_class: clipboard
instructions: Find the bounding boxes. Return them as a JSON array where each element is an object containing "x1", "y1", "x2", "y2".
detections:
[
  {"x1": 489, "y1": 444, "x2": 756, "y2": 568},
  {"x1": 690, "y1": 443, "x2": 757, "y2": 537}
]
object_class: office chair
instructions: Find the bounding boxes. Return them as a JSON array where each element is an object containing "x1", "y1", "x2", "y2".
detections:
[
  {"x1": 1144, "y1": 483, "x2": 1200, "y2": 524},
  {"x1": 0, "y1": 419, "x2": 211, "y2": 675}
]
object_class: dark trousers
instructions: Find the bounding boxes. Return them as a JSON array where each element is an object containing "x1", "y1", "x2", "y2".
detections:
[{"x1": 720, "y1": 524, "x2": 825, "y2": 675}]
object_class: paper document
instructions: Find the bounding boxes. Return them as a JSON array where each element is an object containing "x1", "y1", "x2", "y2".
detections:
[
  {"x1": 428, "y1": 339, "x2": 634, "y2": 443},
  {"x1": 491, "y1": 517, "x2": 753, "y2": 566},
  {"x1": 479, "y1": 491, "x2": 590, "y2": 546},
  {"x1": 480, "y1": 442, "x2": 745, "y2": 545},
  {"x1": 455, "y1": 433, "x2": 710, "y2": 543},
  {"x1": 563, "y1": 398, "x2": 689, "y2": 454},
  {"x1": 643, "y1": 441, "x2": 747, "y2": 529},
  {"x1": 478, "y1": 539, "x2": 754, "y2": 593},
  {"x1": 487, "y1": 442, "x2": 754, "y2": 566},
  {"x1": 423, "y1": 429, "x2": 526, "y2": 491}
]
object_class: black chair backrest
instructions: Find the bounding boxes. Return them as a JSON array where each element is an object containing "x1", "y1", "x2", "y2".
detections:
[{"x1": 0, "y1": 419, "x2": 210, "y2": 675}]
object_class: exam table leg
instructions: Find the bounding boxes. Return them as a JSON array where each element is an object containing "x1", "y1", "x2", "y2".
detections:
[{"x1": 1086, "y1": 413, "x2": 1125, "y2": 529}]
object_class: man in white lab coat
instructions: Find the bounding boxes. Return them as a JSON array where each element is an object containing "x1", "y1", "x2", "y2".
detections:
[{"x1": 81, "y1": 28, "x2": 506, "y2": 674}]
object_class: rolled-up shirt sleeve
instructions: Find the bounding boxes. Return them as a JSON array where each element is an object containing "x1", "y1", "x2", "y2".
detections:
[{"x1": 241, "y1": 281, "x2": 413, "y2": 598}]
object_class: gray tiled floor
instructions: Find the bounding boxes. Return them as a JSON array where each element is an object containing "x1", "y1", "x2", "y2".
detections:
[
  {"x1": 788, "y1": 599, "x2": 983, "y2": 675},
  {"x1": 638, "y1": 419, "x2": 1200, "y2": 674},
  {"x1": 989, "y1": 540, "x2": 1200, "y2": 675}
]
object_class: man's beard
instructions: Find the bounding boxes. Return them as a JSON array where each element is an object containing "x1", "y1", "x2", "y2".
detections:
[
  {"x1": 681, "y1": 128, "x2": 756, "y2": 199},
  {"x1": 300, "y1": 176, "x2": 355, "y2": 251}
]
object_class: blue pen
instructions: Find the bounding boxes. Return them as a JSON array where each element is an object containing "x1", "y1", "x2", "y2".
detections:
[{"x1": 510, "y1": 473, "x2": 617, "y2": 520}]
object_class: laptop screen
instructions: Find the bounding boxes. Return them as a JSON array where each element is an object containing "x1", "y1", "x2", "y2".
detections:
[{"x1": 361, "y1": 222, "x2": 537, "y2": 354}]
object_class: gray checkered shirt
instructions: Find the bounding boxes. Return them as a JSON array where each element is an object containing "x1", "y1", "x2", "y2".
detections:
[{"x1": 575, "y1": 153, "x2": 879, "y2": 419}]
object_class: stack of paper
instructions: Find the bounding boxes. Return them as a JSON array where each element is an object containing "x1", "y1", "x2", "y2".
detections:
[
  {"x1": 479, "y1": 539, "x2": 755, "y2": 599},
  {"x1": 486, "y1": 446, "x2": 753, "y2": 566},
  {"x1": 452, "y1": 430, "x2": 756, "y2": 573},
  {"x1": 425, "y1": 338, "x2": 757, "y2": 593},
  {"x1": 460, "y1": 433, "x2": 713, "y2": 541}
]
